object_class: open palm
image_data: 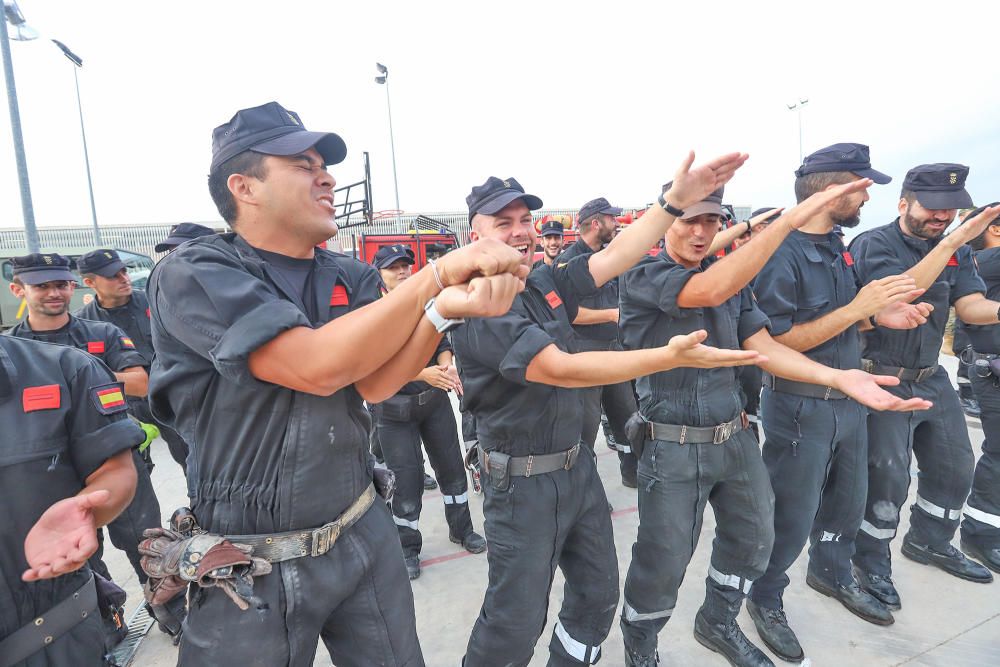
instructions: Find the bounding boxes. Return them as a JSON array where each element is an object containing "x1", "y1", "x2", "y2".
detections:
[{"x1": 23, "y1": 491, "x2": 108, "y2": 582}]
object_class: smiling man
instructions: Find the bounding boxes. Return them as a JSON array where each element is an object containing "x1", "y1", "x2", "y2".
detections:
[{"x1": 535, "y1": 219, "x2": 566, "y2": 268}]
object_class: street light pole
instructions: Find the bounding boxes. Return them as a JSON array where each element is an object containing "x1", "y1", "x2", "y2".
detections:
[
  {"x1": 53, "y1": 39, "x2": 100, "y2": 244},
  {"x1": 1, "y1": 0, "x2": 40, "y2": 252},
  {"x1": 786, "y1": 98, "x2": 809, "y2": 163},
  {"x1": 374, "y1": 62, "x2": 401, "y2": 214}
]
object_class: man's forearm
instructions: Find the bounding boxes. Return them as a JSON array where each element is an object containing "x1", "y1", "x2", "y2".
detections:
[
  {"x1": 574, "y1": 307, "x2": 617, "y2": 325},
  {"x1": 355, "y1": 318, "x2": 443, "y2": 402},
  {"x1": 587, "y1": 205, "x2": 676, "y2": 287},
  {"x1": 525, "y1": 345, "x2": 672, "y2": 388},
  {"x1": 772, "y1": 304, "x2": 861, "y2": 352},
  {"x1": 82, "y1": 450, "x2": 137, "y2": 528},
  {"x1": 956, "y1": 294, "x2": 1000, "y2": 326},
  {"x1": 745, "y1": 330, "x2": 840, "y2": 387},
  {"x1": 116, "y1": 367, "x2": 148, "y2": 397},
  {"x1": 707, "y1": 222, "x2": 747, "y2": 255},
  {"x1": 903, "y1": 235, "x2": 963, "y2": 291}
]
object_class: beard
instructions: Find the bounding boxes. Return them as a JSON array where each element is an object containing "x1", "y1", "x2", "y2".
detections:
[
  {"x1": 831, "y1": 206, "x2": 862, "y2": 229},
  {"x1": 902, "y1": 210, "x2": 948, "y2": 239}
]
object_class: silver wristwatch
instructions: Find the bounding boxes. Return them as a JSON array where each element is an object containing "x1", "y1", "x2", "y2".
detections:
[{"x1": 424, "y1": 297, "x2": 465, "y2": 333}]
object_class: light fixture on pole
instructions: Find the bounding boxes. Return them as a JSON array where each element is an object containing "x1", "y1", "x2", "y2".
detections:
[
  {"x1": 52, "y1": 39, "x2": 101, "y2": 244},
  {"x1": 786, "y1": 98, "x2": 809, "y2": 164},
  {"x1": 1, "y1": 0, "x2": 40, "y2": 252},
  {"x1": 374, "y1": 62, "x2": 401, "y2": 214}
]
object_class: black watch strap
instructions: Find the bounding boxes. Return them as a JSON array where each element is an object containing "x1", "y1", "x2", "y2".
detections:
[{"x1": 657, "y1": 192, "x2": 685, "y2": 218}]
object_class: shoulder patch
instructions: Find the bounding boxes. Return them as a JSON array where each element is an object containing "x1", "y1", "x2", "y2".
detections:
[
  {"x1": 330, "y1": 284, "x2": 350, "y2": 306},
  {"x1": 91, "y1": 382, "x2": 127, "y2": 415},
  {"x1": 87, "y1": 341, "x2": 106, "y2": 354},
  {"x1": 842, "y1": 251, "x2": 854, "y2": 266},
  {"x1": 947, "y1": 254, "x2": 959, "y2": 267},
  {"x1": 545, "y1": 290, "x2": 563, "y2": 309},
  {"x1": 120, "y1": 337, "x2": 135, "y2": 349},
  {"x1": 23, "y1": 384, "x2": 61, "y2": 412}
]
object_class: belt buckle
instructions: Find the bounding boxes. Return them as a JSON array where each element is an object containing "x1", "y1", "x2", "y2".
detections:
[
  {"x1": 862, "y1": 359, "x2": 874, "y2": 374},
  {"x1": 713, "y1": 421, "x2": 733, "y2": 445},
  {"x1": 917, "y1": 366, "x2": 935, "y2": 382},
  {"x1": 418, "y1": 391, "x2": 430, "y2": 406},
  {"x1": 311, "y1": 521, "x2": 341, "y2": 557},
  {"x1": 564, "y1": 444, "x2": 580, "y2": 470}
]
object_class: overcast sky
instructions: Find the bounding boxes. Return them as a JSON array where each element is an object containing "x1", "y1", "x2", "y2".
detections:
[{"x1": 1, "y1": 0, "x2": 998, "y2": 238}]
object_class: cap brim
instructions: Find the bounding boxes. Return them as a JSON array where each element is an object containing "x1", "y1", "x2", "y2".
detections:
[
  {"x1": 915, "y1": 189, "x2": 974, "y2": 211},
  {"x1": 540, "y1": 230, "x2": 564, "y2": 237},
  {"x1": 476, "y1": 191, "x2": 544, "y2": 216},
  {"x1": 681, "y1": 202, "x2": 725, "y2": 220},
  {"x1": 853, "y1": 168, "x2": 892, "y2": 185},
  {"x1": 375, "y1": 253, "x2": 415, "y2": 269},
  {"x1": 253, "y1": 130, "x2": 348, "y2": 166},
  {"x1": 91, "y1": 260, "x2": 126, "y2": 278},
  {"x1": 18, "y1": 269, "x2": 77, "y2": 285}
]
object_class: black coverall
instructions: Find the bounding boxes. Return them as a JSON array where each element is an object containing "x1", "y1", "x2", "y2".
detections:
[
  {"x1": 452, "y1": 257, "x2": 618, "y2": 667},
  {"x1": 618, "y1": 252, "x2": 775, "y2": 656},
  {"x1": 961, "y1": 245, "x2": 1000, "y2": 549},
  {"x1": 850, "y1": 221, "x2": 984, "y2": 576},
  {"x1": 373, "y1": 337, "x2": 474, "y2": 559},
  {"x1": 148, "y1": 234, "x2": 423, "y2": 667},
  {"x1": 6, "y1": 315, "x2": 161, "y2": 585},
  {"x1": 749, "y1": 230, "x2": 869, "y2": 609},
  {"x1": 0, "y1": 335, "x2": 143, "y2": 667}
]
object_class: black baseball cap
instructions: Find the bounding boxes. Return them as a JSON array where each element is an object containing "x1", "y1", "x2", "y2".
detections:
[
  {"x1": 155, "y1": 223, "x2": 216, "y2": 253},
  {"x1": 795, "y1": 143, "x2": 891, "y2": 185},
  {"x1": 662, "y1": 181, "x2": 725, "y2": 219},
  {"x1": 539, "y1": 220, "x2": 565, "y2": 237},
  {"x1": 77, "y1": 249, "x2": 126, "y2": 278},
  {"x1": 577, "y1": 197, "x2": 622, "y2": 222},
  {"x1": 373, "y1": 244, "x2": 415, "y2": 269},
  {"x1": 211, "y1": 102, "x2": 347, "y2": 171},
  {"x1": 902, "y1": 164, "x2": 974, "y2": 210},
  {"x1": 751, "y1": 207, "x2": 782, "y2": 223},
  {"x1": 11, "y1": 253, "x2": 76, "y2": 285},
  {"x1": 466, "y1": 177, "x2": 543, "y2": 221}
]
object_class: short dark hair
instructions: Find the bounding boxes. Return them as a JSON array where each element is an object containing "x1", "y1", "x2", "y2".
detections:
[
  {"x1": 900, "y1": 189, "x2": 918, "y2": 205},
  {"x1": 208, "y1": 151, "x2": 269, "y2": 225},
  {"x1": 578, "y1": 213, "x2": 603, "y2": 231},
  {"x1": 11, "y1": 276, "x2": 23, "y2": 287},
  {"x1": 793, "y1": 171, "x2": 858, "y2": 203}
]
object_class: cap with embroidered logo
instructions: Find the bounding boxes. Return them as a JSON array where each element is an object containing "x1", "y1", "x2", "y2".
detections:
[
  {"x1": 373, "y1": 244, "x2": 416, "y2": 269},
  {"x1": 466, "y1": 176, "x2": 543, "y2": 221},
  {"x1": 11, "y1": 253, "x2": 76, "y2": 285},
  {"x1": 902, "y1": 163, "x2": 973, "y2": 210},
  {"x1": 77, "y1": 249, "x2": 126, "y2": 278}
]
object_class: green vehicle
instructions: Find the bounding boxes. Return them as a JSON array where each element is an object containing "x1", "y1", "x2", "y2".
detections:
[{"x1": 0, "y1": 247, "x2": 154, "y2": 329}]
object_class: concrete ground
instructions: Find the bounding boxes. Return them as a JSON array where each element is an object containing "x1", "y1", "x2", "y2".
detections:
[{"x1": 112, "y1": 354, "x2": 1000, "y2": 666}]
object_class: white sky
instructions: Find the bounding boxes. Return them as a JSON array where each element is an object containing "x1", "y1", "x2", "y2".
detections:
[{"x1": 1, "y1": 0, "x2": 999, "y2": 237}]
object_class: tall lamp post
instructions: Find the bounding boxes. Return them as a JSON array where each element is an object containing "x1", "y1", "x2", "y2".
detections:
[
  {"x1": 786, "y1": 98, "x2": 809, "y2": 164},
  {"x1": 52, "y1": 39, "x2": 100, "y2": 244},
  {"x1": 374, "y1": 62, "x2": 401, "y2": 214},
  {"x1": 1, "y1": 0, "x2": 40, "y2": 252}
]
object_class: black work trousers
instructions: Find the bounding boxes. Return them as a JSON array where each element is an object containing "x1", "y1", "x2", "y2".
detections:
[
  {"x1": 621, "y1": 430, "x2": 775, "y2": 655},
  {"x1": 750, "y1": 391, "x2": 868, "y2": 609},
  {"x1": 464, "y1": 452, "x2": 618, "y2": 666},
  {"x1": 962, "y1": 371, "x2": 1000, "y2": 548},
  {"x1": 178, "y1": 501, "x2": 424, "y2": 667},
  {"x1": 854, "y1": 370, "x2": 975, "y2": 576},
  {"x1": 375, "y1": 389, "x2": 473, "y2": 558}
]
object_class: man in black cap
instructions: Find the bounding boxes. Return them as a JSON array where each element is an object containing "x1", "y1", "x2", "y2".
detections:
[
  {"x1": 535, "y1": 219, "x2": 566, "y2": 268},
  {"x1": 617, "y1": 173, "x2": 932, "y2": 667},
  {"x1": 7, "y1": 253, "x2": 162, "y2": 590},
  {"x1": 453, "y1": 153, "x2": 772, "y2": 666},
  {"x1": 76, "y1": 249, "x2": 191, "y2": 473},
  {"x1": 155, "y1": 222, "x2": 217, "y2": 254},
  {"x1": 850, "y1": 165, "x2": 1000, "y2": 609},
  {"x1": 960, "y1": 202, "x2": 1000, "y2": 573},
  {"x1": 557, "y1": 196, "x2": 639, "y2": 486},
  {"x1": 746, "y1": 144, "x2": 936, "y2": 662},
  {"x1": 147, "y1": 101, "x2": 526, "y2": 666},
  {"x1": 0, "y1": 334, "x2": 142, "y2": 666},
  {"x1": 369, "y1": 244, "x2": 486, "y2": 581}
]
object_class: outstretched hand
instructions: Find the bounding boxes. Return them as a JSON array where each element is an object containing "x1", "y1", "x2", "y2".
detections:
[
  {"x1": 836, "y1": 369, "x2": 933, "y2": 412},
  {"x1": 783, "y1": 179, "x2": 874, "y2": 230},
  {"x1": 876, "y1": 299, "x2": 934, "y2": 330},
  {"x1": 663, "y1": 330, "x2": 768, "y2": 370},
  {"x1": 23, "y1": 490, "x2": 111, "y2": 582},
  {"x1": 665, "y1": 152, "x2": 749, "y2": 211},
  {"x1": 950, "y1": 204, "x2": 1000, "y2": 246}
]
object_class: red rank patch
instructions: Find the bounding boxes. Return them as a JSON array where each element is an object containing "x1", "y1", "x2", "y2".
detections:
[
  {"x1": 146, "y1": 307, "x2": 151, "y2": 318},
  {"x1": 842, "y1": 251, "x2": 854, "y2": 266},
  {"x1": 545, "y1": 291, "x2": 563, "y2": 309},
  {"x1": 947, "y1": 254, "x2": 959, "y2": 267},
  {"x1": 87, "y1": 341, "x2": 106, "y2": 354},
  {"x1": 23, "y1": 384, "x2": 61, "y2": 412},
  {"x1": 330, "y1": 284, "x2": 349, "y2": 306}
]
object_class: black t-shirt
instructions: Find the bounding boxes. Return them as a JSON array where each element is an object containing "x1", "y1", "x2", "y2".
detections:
[{"x1": 253, "y1": 247, "x2": 318, "y2": 321}]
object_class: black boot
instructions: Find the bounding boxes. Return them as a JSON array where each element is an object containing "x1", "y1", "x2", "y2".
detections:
[
  {"x1": 746, "y1": 599, "x2": 803, "y2": 663},
  {"x1": 404, "y1": 555, "x2": 421, "y2": 580},
  {"x1": 901, "y1": 533, "x2": 994, "y2": 583},
  {"x1": 624, "y1": 646, "x2": 660, "y2": 667},
  {"x1": 961, "y1": 539, "x2": 1000, "y2": 574},
  {"x1": 450, "y1": 530, "x2": 487, "y2": 554},
  {"x1": 694, "y1": 610, "x2": 774, "y2": 667},
  {"x1": 853, "y1": 566, "x2": 901, "y2": 610},
  {"x1": 805, "y1": 570, "x2": 894, "y2": 625}
]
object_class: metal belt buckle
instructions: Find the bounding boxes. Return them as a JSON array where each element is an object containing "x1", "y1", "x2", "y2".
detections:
[
  {"x1": 916, "y1": 366, "x2": 936, "y2": 382},
  {"x1": 678, "y1": 425, "x2": 688, "y2": 445},
  {"x1": 713, "y1": 420, "x2": 734, "y2": 445},
  {"x1": 862, "y1": 359, "x2": 874, "y2": 374},
  {"x1": 564, "y1": 444, "x2": 580, "y2": 470},
  {"x1": 417, "y1": 391, "x2": 431, "y2": 406},
  {"x1": 311, "y1": 521, "x2": 341, "y2": 557}
]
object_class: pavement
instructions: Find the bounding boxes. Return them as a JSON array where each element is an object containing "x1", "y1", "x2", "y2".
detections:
[{"x1": 109, "y1": 353, "x2": 1000, "y2": 666}]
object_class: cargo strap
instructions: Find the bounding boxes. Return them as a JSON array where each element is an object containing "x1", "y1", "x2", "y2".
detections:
[
  {"x1": 647, "y1": 412, "x2": 748, "y2": 445},
  {"x1": 225, "y1": 484, "x2": 376, "y2": 563},
  {"x1": 763, "y1": 373, "x2": 847, "y2": 400},
  {"x1": 478, "y1": 444, "x2": 581, "y2": 478},
  {"x1": 0, "y1": 574, "x2": 97, "y2": 667},
  {"x1": 862, "y1": 359, "x2": 938, "y2": 383}
]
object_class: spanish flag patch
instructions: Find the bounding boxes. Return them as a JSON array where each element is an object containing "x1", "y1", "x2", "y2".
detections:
[
  {"x1": 91, "y1": 383, "x2": 127, "y2": 415},
  {"x1": 121, "y1": 337, "x2": 135, "y2": 349}
]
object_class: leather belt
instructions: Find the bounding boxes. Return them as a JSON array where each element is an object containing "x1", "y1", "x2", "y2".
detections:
[
  {"x1": 862, "y1": 359, "x2": 938, "y2": 383},
  {"x1": 225, "y1": 484, "x2": 376, "y2": 563},
  {"x1": 763, "y1": 373, "x2": 847, "y2": 400},
  {"x1": 647, "y1": 412, "x2": 748, "y2": 445},
  {"x1": 0, "y1": 574, "x2": 97, "y2": 667},
  {"x1": 415, "y1": 388, "x2": 439, "y2": 406},
  {"x1": 479, "y1": 444, "x2": 581, "y2": 477}
]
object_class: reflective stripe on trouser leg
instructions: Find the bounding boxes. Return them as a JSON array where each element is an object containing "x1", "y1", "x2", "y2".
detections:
[
  {"x1": 617, "y1": 445, "x2": 632, "y2": 454},
  {"x1": 554, "y1": 621, "x2": 602, "y2": 664},
  {"x1": 859, "y1": 519, "x2": 896, "y2": 540},
  {"x1": 707, "y1": 564, "x2": 752, "y2": 594},
  {"x1": 392, "y1": 516, "x2": 419, "y2": 530},
  {"x1": 622, "y1": 600, "x2": 672, "y2": 623},
  {"x1": 820, "y1": 531, "x2": 842, "y2": 542},
  {"x1": 442, "y1": 493, "x2": 469, "y2": 505},
  {"x1": 963, "y1": 504, "x2": 1000, "y2": 528},
  {"x1": 915, "y1": 494, "x2": 962, "y2": 520}
]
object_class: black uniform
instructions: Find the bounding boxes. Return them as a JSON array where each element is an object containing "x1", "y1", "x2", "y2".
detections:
[
  {"x1": 75, "y1": 290, "x2": 190, "y2": 471},
  {"x1": 0, "y1": 335, "x2": 143, "y2": 667},
  {"x1": 6, "y1": 315, "x2": 161, "y2": 585},
  {"x1": 748, "y1": 230, "x2": 869, "y2": 608},
  {"x1": 556, "y1": 238, "x2": 638, "y2": 480},
  {"x1": 961, "y1": 245, "x2": 1000, "y2": 553},
  {"x1": 850, "y1": 220, "x2": 984, "y2": 575},
  {"x1": 618, "y1": 251, "x2": 774, "y2": 655},
  {"x1": 373, "y1": 336, "x2": 475, "y2": 560},
  {"x1": 148, "y1": 234, "x2": 423, "y2": 667},
  {"x1": 452, "y1": 257, "x2": 618, "y2": 667}
]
